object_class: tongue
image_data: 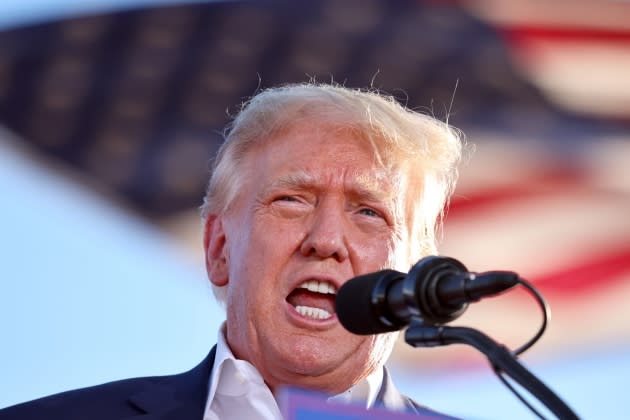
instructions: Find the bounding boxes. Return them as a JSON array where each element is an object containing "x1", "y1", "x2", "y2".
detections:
[{"x1": 287, "y1": 289, "x2": 336, "y2": 314}]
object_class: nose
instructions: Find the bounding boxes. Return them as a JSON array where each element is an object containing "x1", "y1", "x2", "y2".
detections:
[{"x1": 300, "y1": 200, "x2": 349, "y2": 262}]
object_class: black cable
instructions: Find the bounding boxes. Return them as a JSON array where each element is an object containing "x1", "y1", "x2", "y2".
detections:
[
  {"x1": 512, "y1": 277, "x2": 551, "y2": 356},
  {"x1": 491, "y1": 362, "x2": 548, "y2": 420}
]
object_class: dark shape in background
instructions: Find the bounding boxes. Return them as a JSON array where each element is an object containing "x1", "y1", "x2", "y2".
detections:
[{"x1": 0, "y1": 0, "x2": 627, "y2": 219}]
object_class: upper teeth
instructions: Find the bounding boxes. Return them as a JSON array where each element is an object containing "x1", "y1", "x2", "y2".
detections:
[{"x1": 298, "y1": 280, "x2": 336, "y2": 294}]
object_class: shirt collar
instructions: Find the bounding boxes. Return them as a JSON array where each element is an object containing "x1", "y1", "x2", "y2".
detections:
[
  {"x1": 204, "y1": 323, "x2": 383, "y2": 409},
  {"x1": 205, "y1": 323, "x2": 265, "y2": 402}
]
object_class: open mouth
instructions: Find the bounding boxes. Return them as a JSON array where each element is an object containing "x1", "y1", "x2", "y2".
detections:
[{"x1": 286, "y1": 279, "x2": 337, "y2": 320}]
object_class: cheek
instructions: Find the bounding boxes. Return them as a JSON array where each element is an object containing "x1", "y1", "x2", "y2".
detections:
[
  {"x1": 225, "y1": 220, "x2": 299, "y2": 292},
  {"x1": 225, "y1": 213, "x2": 276, "y2": 273},
  {"x1": 359, "y1": 237, "x2": 407, "y2": 272},
  {"x1": 251, "y1": 218, "x2": 306, "y2": 264}
]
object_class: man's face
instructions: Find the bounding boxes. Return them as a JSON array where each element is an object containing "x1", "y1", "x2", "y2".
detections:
[{"x1": 204, "y1": 123, "x2": 421, "y2": 393}]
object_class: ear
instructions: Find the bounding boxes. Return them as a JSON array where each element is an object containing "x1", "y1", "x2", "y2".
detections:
[{"x1": 203, "y1": 214, "x2": 229, "y2": 287}]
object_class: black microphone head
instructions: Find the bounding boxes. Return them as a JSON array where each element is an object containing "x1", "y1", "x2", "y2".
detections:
[{"x1": 336, "y1": 270, "x2": 406, "y2": 335}]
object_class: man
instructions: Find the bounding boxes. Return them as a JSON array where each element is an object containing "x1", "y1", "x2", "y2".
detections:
[{"x1": 0, "y1": 83, "x2": 463, "y2": 419}]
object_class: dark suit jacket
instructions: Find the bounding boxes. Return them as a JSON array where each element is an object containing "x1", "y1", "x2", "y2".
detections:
[{"x1": 0, "y1": 347, "x2": 456, "y2": 419}]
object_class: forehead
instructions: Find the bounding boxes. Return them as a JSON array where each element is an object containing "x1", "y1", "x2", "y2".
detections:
[{"x1": 247, "y1": 123, "x2": 402, "y2": 191}]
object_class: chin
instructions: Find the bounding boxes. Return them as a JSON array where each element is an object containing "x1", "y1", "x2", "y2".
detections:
[{"x1": 277, "y1": 341, "x2": 343, "y2": 374}]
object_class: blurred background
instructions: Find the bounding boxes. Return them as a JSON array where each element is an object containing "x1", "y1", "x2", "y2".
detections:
[{"x1": 1, "y1": 0, "x2": 629, "y2": 418}]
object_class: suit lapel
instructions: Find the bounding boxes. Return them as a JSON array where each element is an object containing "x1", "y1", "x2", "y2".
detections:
[{"x1": 125, "y1": 347, "x2": 217, "y2": 420}]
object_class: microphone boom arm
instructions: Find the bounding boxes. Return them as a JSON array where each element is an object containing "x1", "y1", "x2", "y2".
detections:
[{"x1": 405, "y1": 325, "x2": 579, "y2": 420}]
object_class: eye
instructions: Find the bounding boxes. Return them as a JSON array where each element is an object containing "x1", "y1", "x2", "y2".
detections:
[
  {"x1": 271, "y1": 194, "x2": 311, "y2": 208},
  {"x1": 275, "y1": 195, "x2": 300, "y2": 203},
  {"x1": 357, "y1": 207, "x2": 381, "y2": 218},
  {"x1": 269, "y1": 194, "x2": 312, "y2": 219}
]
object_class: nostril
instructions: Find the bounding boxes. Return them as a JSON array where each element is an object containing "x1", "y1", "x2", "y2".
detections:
[{"x1": 300, "y1": 238, "x2": 347, "y2": 261}]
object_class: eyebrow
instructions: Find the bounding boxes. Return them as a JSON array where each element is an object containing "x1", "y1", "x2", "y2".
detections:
[{"x1": 267, "y1": 171, "x2": 393, "y2": 203}]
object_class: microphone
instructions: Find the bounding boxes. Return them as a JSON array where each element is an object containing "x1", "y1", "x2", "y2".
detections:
[{"x1": 336, "y1": 256, "x2": 519, "y2": 335}]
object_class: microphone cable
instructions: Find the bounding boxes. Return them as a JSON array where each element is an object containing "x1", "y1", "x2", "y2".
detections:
[{"x1": 512, "y1": 276, "x2": 551, "y2": 357}]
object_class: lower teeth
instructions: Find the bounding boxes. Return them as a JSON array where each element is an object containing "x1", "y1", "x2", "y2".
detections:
[{"x1": 295, "y1": 305, "x2": 332, "y2": 319}]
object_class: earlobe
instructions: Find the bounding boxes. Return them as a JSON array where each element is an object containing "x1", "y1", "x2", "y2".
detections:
[{"x1": 203, "y1": 215, "x2": 229, "y2": 286}]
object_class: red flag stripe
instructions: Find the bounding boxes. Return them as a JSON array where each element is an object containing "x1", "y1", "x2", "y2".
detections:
[
  {"x1": 529, "y1": 247, "x2": 630, "y2": 296},
  {"x1": 447, "y1": 169, "x2": 586, "y2": 217},
  {"x1": 499, "y1": 25, "x2": 630, "y2": 44}
]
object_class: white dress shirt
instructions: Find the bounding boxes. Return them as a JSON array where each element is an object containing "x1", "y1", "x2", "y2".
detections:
[{"x1": 203, "y1": 324, "x2": 383, "y2": 420}]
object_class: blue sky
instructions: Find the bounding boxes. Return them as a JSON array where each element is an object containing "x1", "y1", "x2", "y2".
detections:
[
  {"x1": 0, "y1": 129, "x2": 223, "y2": 407},
  {"x1": 0, "y1": 0, "x2": 217, "y2": 30}
]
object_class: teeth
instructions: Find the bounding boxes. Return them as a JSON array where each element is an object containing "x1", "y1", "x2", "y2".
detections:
[
  {"x1": 298, "y1": 280, "x2": 336, "y2": 295},
  {"x1": 295, "y1": 305, "x2": 332, "y2": 319}
]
